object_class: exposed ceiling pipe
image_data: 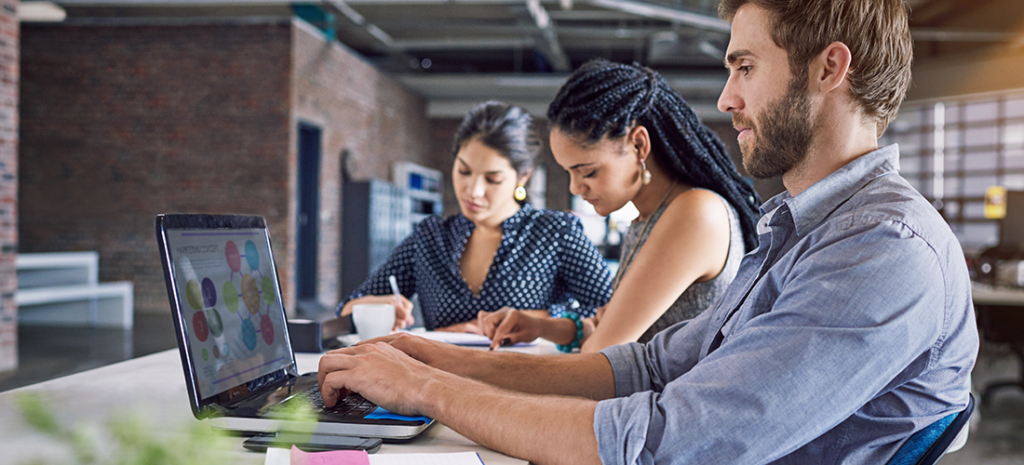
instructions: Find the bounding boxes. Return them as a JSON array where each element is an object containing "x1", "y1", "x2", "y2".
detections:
[
  {"x1": 320, "y1": 0, "x2": 419, "y2": 69},
  {"x1": 526, "y1": 0, "x2": 570, "y2": 71},
  {"x1": 585, "y1": 0, "x2": 730, "y2": 33}
]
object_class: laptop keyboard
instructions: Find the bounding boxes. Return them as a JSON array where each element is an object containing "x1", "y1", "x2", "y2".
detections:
[{"x1": 303, "y1": 385, "x2": 378, "y2": 417}]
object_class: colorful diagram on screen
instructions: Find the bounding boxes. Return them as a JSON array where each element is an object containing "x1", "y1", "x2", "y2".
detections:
[
  {"x1": 183, "y1": 239, "x2": 278, "y2": 355},
  {"x1": 170, "y1": 229, "x2": 291, "y2": 399}
]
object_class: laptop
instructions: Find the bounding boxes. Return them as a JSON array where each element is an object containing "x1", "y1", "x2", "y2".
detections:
[{"x1": 155, "y1": 214, "x2": 433, "y2": 439}]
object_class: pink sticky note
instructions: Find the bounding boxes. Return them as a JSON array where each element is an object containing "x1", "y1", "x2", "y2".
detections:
[{"x1": 290, "y1": 445, "x2": 370, "y2": 465}]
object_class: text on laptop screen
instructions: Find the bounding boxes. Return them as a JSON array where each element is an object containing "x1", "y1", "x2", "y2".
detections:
[{"x1": 166, "y1": 228, "x2": 292, "y2": 399}]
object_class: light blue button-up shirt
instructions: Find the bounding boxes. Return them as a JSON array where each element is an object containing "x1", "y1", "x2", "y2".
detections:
[{"x1": 595, "y1": 145, "x2": 979, "y2": 464}]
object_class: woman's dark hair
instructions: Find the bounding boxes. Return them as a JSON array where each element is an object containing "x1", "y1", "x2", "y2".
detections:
[
  {"x1": 547, "y1": 59, "x2": 761, "y2": 251},
  {"x1": 452, "y1": 101, "x2": 542, "y2": 179}
]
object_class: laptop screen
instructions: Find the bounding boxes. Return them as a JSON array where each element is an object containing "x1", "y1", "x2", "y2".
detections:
[{"x1": 163, "y1": 222, "x2": 293, "y2": 400}]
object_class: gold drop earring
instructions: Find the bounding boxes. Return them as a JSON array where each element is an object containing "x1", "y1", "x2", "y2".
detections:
[
  {"x1": 514, "y1": 183, "x2": 527, "y2": 201},
  {"x1": 640, "y1": 158, "x2": 652, "y2": 185}
]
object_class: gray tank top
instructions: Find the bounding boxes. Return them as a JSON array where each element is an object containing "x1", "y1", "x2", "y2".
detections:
[{"x1": 613, "y1": 189, "x2": 746, "y2": 343}]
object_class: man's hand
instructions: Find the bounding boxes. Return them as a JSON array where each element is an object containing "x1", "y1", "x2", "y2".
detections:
[
  {"x1": 317, "y1": 342, "x2": 438, "y2": 416},
  {"x1": 355, "y1": 332, "x2": 469, "y2": 370},
  {"x1": 478, "y1": 308, "x2": 543, "y2": 350}
]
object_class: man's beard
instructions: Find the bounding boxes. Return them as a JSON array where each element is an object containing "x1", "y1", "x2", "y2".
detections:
[{"x1": 737, "y1": 73, "x2": 813, "y2": 179}]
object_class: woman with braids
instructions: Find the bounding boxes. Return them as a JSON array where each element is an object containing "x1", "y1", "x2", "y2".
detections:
[
  {"x1": 337, "y1": 101, "x2": 612, "y2": 334},
  {"x1": 479, "y1": 59, "x2": 761, "y2": 352}
]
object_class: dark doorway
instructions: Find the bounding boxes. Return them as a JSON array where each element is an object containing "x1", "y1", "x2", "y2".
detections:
[{"x1": 296, "y1": 123, "x2": 321, "y2": 303}]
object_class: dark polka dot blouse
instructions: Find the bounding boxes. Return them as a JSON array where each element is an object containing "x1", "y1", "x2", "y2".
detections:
[{"x1": 337, "y1": 204, "x2": 613, "y2": 330}]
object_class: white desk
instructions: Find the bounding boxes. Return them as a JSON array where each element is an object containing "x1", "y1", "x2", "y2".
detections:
[{"x1": 0, "y1": 341, "x2": 558, "y2": 464}]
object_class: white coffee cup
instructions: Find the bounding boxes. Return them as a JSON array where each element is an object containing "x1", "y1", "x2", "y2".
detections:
[{"x1": 352, "y1": 303, "x2": 396, "y2": 341}]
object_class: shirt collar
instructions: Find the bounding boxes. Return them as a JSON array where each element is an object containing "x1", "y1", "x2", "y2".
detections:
[
  {"x1": 760, "y1": 144, "x2": 902, "y2": 237},
  {"x1": 451, "y1": 203, "x2": 534, "y2": 263}
]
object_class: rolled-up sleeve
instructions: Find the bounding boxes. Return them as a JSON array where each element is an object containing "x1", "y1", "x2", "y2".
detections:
[{"x1": 593, "y1": 219, "x2": 953, "y2": 464}]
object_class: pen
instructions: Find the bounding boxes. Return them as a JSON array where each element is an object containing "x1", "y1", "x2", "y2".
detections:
[{"x1": 388, "y1": 275, "x2": 402, "y2": 309}]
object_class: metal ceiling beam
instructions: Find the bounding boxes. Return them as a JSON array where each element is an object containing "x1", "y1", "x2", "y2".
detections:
[
  {"x1": 547, "y1": 9, "x2": 649, "y2": 21},
  {"x1": 392, "y1": 37, "x2": 536, "y2": 50},
  {"x1": 525, "y1": 0, "x2": 570, "y2": 72},
  {"x1": 585, "y1": 0, "x2": 730, "y2": 33},
  {"x1": 319, "y1": 0, "x2": 421, "y2": 68},
  {"x1": 398, "y1": 73, "x2": 726, "y2": 99},
  {"x1": 372, "y1": 21, "x2": 662, "y2": 39}
]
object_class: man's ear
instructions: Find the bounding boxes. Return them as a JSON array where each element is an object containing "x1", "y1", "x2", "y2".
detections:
[
  {"x1": 812, "y1": 41, "x2": 852, "y2": 94},
  {"x1": 628, "y1": 125, "x2": 652, "y2": 161}
]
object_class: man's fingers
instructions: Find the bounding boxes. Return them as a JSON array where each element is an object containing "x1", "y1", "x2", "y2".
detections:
[
  {"x1": 318, "y1": 353, "x2": 361, "y2": 408},
  {"x1": 317, "y1": 343, "x2": 399, "y2": 407},
  {"x1": 320, "y1": 371, "x2": 355, "y2": 408},
  {"x1": 318, "y1": 351, "x2": 357, "y2": 375}
]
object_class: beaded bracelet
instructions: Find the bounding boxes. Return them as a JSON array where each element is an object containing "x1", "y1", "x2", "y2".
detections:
[{"x1": 556, "y1": 311, "x2": 584, "y2": 353}]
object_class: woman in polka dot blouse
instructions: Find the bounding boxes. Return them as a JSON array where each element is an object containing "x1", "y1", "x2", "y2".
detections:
[
  {"x1": 336, "y1": 101, "x2": 613, "y2": 334},
  {"x1": 479, "y1": 60, "x2": 763, "y2": 353}
]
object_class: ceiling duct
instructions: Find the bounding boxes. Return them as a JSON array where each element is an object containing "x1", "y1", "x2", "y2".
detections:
[{"x1": 647, "y1": 30, "x2": 725, "y2": 67}]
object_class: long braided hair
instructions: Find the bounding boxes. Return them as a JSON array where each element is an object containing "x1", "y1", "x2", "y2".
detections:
[{"x1": 547, "y1": 59, "x2": 761, "y2": 251}]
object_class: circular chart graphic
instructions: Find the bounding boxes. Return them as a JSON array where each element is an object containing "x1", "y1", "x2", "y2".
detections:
[
  {"x1": 201, "y1": 348, "x2": 209, "y2": 361},
  {"x1": 245, "y1": 240, "x2": 260, "y2": 270},
  {"x1": 241, "y1": 318, "x2": 258, "y2": 351},
  {"x1": 260, "y1": 314, "x2": 275, "y2": 345},
  {"x1": 241, "y1": 274, "x2": 261, "y2": 314},
  {"x1": 206, "y1": 308, "x2": 224, "y2": 338},
  {"x1": 261, "y1": 276, "x2": 275, "y2": 305},
  {"x1": 212, "y1": 344, "x2": 220, "y2": 359},
  {"x1": 225, "y1": 240, "x2": 241, "y2": 273},
  {"x1": 185, "y1": 280, "x2": 204, "y2": 310},
  {"x1": 223, "y1": 281, "x2": 239, "y2": 313},
  {"x1": 193, "y1": 311, "x2": 209, "y2": 342},
  {"x1": 201, "y1": 277, "x2": 217, "y2": 308}
]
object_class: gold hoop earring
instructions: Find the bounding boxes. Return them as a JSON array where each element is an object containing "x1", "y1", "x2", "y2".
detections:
[
  {"x1": 514, "y1": 184, "x2": 527, "y2": 201},
  {"x1": 640, "y1": 159, "x2": 652, "y2": 185}
]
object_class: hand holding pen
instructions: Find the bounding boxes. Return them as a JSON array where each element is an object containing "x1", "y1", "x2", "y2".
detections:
[{"x1": 388, "y1": 275, "x2": 416, "y2": 330}]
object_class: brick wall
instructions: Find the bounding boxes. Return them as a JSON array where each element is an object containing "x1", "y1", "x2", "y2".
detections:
[
  {"x1": 20, "y1": 21, "x2": 293, "y2": 315},
  {"x1": 291, "y1": 19, "x2": 435, "y2": 310},
  {"x1": 19, "y1": 19, "x2": 439, "y2": 317},
  {"x1": 0, "y1": 0, "x2": 16, "y2": 372}
]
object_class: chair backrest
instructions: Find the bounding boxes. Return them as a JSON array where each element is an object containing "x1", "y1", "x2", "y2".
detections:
[{"x1": 886, "y1": 393, "x2": 975, "y2": 465}]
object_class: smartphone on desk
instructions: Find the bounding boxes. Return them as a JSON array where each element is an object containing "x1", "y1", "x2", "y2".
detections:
[{"x1": 242, "y1": 432, "x2": 383, "y2": 453}]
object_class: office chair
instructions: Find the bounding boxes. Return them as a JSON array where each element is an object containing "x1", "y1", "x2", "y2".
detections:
[{"x1": 885, "y1": 393, "x2": 975, "y2": 465}]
